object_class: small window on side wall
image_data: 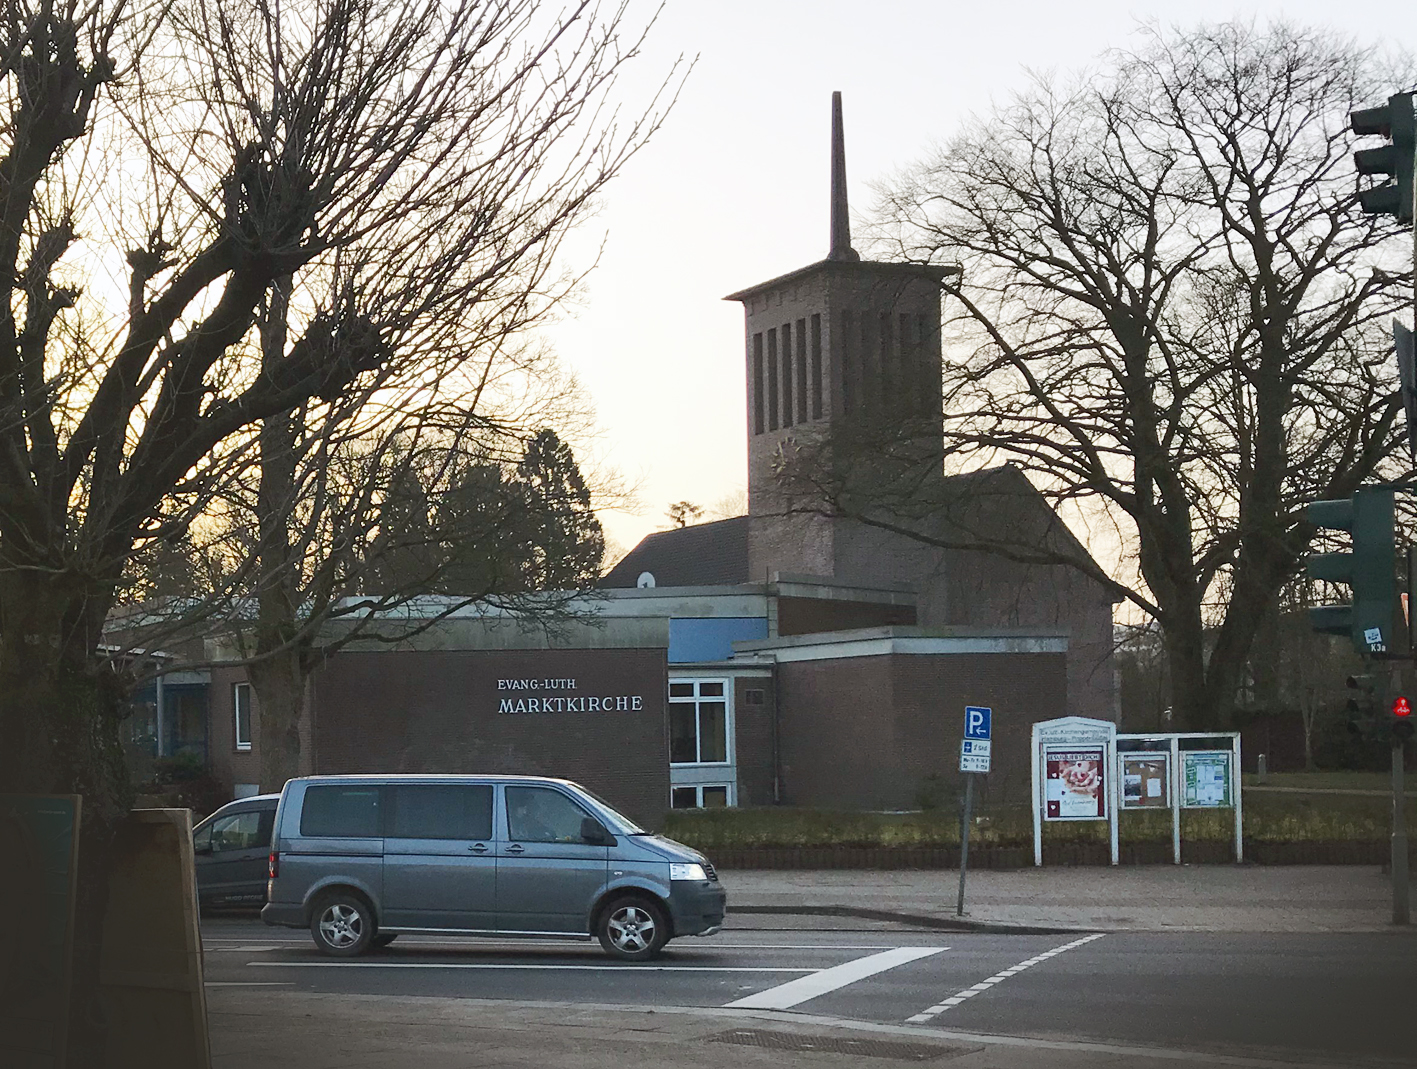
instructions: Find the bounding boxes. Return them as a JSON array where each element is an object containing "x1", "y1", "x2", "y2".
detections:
[{"x1": 234, "y1": 682, "x2": 252, "y2": 752}]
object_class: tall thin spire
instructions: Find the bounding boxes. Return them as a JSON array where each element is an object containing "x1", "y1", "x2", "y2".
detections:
[{"x1": 828, "y1": 91, "x2": 860, "y2": 262}]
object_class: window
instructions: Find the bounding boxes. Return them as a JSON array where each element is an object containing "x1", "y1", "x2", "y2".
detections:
[
  {"x1": 300, "y1": 785, "x2": 381, "y2": 838},
  {"x1": 505, "y1": 786, "x2": 592, "y2": 844},
  {"x1": 233, "y1": 682, "x2": 252, "y2": 752},
  {"x1": 780, "y1": 321, "x2": 793, "y2": 427},
  {"x1": 795, "y1": 319, "x2": 808, "y2": 424},
  {"x1": 767, "y1": 328, "x2": 779, "y2": 431},
  {"x1": 389, "y1": 785, "x2": 493, "y2": 840},
  {"x1": 669, "y1": 679, "x2": 729, "y2": 765},
  {"x1": 752, "y1": 333, "x2": 764, "y2": 435},
  {"x1": 670, "y1": 785, "x2": 731, "y2": 809},
  {"x1": 209, "y1": 810, "x2": 264, "y2": 852},
  {"x1": 879, "y1": 312, "x2": 894, "y2": 408},
  {"x1": 840, "y1": 309, "x2": 854, "y2": 413},
  {"x1": 810, "y1": 314, "x2": 823, "y2": 419}
]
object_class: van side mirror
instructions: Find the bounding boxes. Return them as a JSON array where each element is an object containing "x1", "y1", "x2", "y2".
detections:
[{"x1": 580, "y1": 817, "x2": 614, "y2": 846}]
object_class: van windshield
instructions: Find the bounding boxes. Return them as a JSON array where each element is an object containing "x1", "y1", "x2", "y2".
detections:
[{"x1": 568, "y1": 783, "x2": 646, "y2": 834}]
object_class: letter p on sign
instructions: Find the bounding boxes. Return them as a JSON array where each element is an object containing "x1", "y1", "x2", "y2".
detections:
[{"x1": 964, "y1": 706, "x2": 991, "y2": 740}]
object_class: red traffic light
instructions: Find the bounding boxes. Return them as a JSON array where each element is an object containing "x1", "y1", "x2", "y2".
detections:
[{"x1": 1394, "y1": 696, "x2": 1412, "y2": 718}]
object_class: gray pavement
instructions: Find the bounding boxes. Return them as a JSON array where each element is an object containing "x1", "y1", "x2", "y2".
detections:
[
  {"x1": 202, "y1": 865, "x2": 1417, "y2": 1069},
  {"x1": 206, "y1": 987, "x2": 1404, "y2": 1069},
  {"x1": 723, "y1": 863, "x2": 1410, "y2": 932}
]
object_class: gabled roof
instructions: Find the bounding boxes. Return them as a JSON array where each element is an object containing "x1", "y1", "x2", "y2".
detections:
[{"x1": 599, "y1": 516, "x2": 749, "y2": 589}]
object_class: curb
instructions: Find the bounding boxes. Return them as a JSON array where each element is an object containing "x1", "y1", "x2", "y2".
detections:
[{"x1": 727, "y1": 904, "x2": 1087, "y2": 935}]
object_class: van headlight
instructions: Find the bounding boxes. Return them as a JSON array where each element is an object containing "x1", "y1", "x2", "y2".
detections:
[{"x1": 669, "y1": 862, "x2": 707, "y2": 882}]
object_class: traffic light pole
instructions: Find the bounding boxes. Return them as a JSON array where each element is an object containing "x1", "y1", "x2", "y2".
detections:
[{"x1": 1393, "y1": 736, "x2": 1410, "y2": 926}]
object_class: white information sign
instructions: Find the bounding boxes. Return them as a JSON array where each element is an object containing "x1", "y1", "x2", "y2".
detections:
[{"x1": 959, "y1": 738, "x2": 991, "y2": 774}]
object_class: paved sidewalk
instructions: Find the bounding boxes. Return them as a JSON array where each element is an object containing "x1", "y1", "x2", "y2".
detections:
[
  {"x1": 206, "y1": 989, "x2": 1371, "y2": 1069},
  {"x1": 722, "y1": 864, "x2": 1410, "y2": 933}
]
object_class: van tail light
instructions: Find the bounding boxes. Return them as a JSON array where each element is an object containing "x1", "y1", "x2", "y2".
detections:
[{"x1": 268, "y1": 851, "x2": 280, "y2": 879}]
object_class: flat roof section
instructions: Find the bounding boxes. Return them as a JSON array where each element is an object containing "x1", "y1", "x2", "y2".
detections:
[{"x1": 734, "y1": 625, "x2": 1069, "y2": 663}]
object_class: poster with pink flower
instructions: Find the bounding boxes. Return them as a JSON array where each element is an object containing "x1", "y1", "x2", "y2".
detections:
[{"x1": 1044, "y1": 746, "x2": 1107, "y2": 820}]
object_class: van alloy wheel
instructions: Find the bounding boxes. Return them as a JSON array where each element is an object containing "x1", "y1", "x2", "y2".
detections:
[
  {"x1": 309, "y1": 892, "x2": 374, "y2": 957},
  {"x1": 597, "y1": 897, "x2": 669, "y2": 961},
  {"x1": 319, "y1": 903, "x2": 363, "y2": 948}
]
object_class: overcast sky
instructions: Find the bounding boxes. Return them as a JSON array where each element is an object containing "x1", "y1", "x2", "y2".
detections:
[{"x1": 543, "y1": 0, "x2": 1412, "y2": 559}]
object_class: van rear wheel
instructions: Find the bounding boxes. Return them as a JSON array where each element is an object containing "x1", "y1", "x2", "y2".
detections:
[
  {"x1": 597, "y1": 896, "x2": 669, "y2": 961},
  {"x1": 310, "y1": 892, "x2": 374, "y2": 957}
]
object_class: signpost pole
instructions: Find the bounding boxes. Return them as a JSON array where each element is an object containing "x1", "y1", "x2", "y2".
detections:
[
  {"x1": 957, "y1": 705, "x2": 992, "y2": 914},
  {"x1": 1031, "y1": 727, "x2": 1042, "y2": 867},
  {"x1": 1108, "y1": 735, "x2": 1120, "y2": 866},
  {"x1": 1170, "y1": 736, "x2": 1181, "y2": 865},
  {"x1": 956, "y1": 773, "x2": 974, "y2": 917},
  {"x1": 1232, "y1": 733, "x2": 1244, "y2": 863}
]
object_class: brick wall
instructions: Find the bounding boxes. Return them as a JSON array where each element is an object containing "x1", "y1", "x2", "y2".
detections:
[
  {"x1": 733, "y1": 676, "x2": 776, "y2": 806},
  {"x1": 777, "y1": 651, "x2": 1068, "y2": 810},
  {"x1": 310, "y1": 648, "x2": 670, "y2": 828},
  {"x1": 777, "y1": 596, "x2": 915, "y2": 636},
  {"x1": 207, "y1": 666, "x2": 261, "y2": 793}
]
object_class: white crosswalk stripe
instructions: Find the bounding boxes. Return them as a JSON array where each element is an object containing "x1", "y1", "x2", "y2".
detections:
[{"x1": 905, "y1": 933, "x2": 1105, "y2": 1024}]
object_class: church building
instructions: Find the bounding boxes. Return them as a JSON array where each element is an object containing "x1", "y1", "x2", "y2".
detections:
[{"x1": 127, "y1": 96, "x2": 1118, "y2": 826}]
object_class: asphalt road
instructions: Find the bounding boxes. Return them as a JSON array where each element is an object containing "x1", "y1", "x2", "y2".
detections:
[{"x1": 201, "y1": 915, "x2": 1417, "y2": 1067}]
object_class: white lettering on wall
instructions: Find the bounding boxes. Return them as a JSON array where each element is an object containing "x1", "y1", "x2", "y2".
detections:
[{"x1": 495, "y1": 677, "x2": 646, "y2": 715}]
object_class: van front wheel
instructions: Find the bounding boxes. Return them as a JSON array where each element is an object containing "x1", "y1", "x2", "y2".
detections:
[
  {"x1": 310, "y1": 892, "x2": 374, "y2": 957},
  {"x1": 597, "y1": 896, "x2": 669, "y2": 961}
]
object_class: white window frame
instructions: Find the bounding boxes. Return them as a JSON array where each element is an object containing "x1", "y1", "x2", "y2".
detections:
[
  {"x1": 668, "y1": 677, "x2": 733, "y2": 767},
  {"x1": 233, "y1": 682, "x2": 252, "y2": 752},
  {"x1": 669, "y1": 783, "x2": 736, "y2": 809}
]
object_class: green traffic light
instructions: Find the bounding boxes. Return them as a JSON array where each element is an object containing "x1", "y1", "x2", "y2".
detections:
[{"x1": 1306, "y1": 488, "x2": 1398, "y2": 653}]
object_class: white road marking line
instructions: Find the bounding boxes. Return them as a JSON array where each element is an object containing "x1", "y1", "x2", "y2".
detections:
[
  {"x1": 905, "y1": 933, "x2": 1104, "y2": 1023},
  {"x1": 248, "y1": 962, "x2": 814, "y2": 973},
  {"x1": 725, "y1": 947, "x2": 948, "y2": 1010},
  {"x1": 207, "y1": 946, "x2": 290, "y2": 952},
  {"x1": 204, "y1": 981, "x2": 294, "y2": 987}
]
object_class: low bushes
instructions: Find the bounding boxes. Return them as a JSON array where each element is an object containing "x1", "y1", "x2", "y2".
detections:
[{"x1": 662, "y1": 791, "x2": 1414, "y2": 852}]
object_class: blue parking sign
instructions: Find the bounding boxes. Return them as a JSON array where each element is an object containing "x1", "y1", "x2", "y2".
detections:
[{"x1": 964, "y1": 706, "x2": 992, "y2": 740}]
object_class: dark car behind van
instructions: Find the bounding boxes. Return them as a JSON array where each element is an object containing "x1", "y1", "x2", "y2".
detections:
[{"x1": 193, "y1": 794, "x2": 280, "y2": 908}]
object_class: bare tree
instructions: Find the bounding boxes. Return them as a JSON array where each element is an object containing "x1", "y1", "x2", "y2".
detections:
[
  {"x1": 666, "y1": 500, "x2": 703, "y2": 527},
  {"x1": 0, "y1": 0, "x2": 677, "y2": 1060},
  {"x1": 805, "y1": 21, "x2": 1413, "y2": 730}
]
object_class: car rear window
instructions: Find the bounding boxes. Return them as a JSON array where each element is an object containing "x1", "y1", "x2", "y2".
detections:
[
  {"x1": 388, "y1": 785, "x2": 493, "y2": 840},
  {"x1": 299, "y1": 785, "x2": 381, "y2": 837}
]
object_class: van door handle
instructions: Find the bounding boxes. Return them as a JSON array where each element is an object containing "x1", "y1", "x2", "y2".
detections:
[
  {"x1": 505, "y1": 844, "x2": 524, "y2": 854},
  {"x1": 468, "y1": 843, "x2": 488, "y2": 854}
]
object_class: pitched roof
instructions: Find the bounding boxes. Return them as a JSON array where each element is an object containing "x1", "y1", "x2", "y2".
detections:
[{"x1": 600, "y1": 515, "x2": 749, "y2": 588}]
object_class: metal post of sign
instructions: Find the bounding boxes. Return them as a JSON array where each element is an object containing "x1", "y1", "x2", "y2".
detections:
[
  {"x1": 1170, "y1": 736, "x2": 1181, "y2": 864},
  {"x1": 1231, "y1": 733, "x2": 1244, "y2": 863},
  {"x1": 957, "y1": 774, "x2": 974, "y2": 917},
  {"x1": 1031, "y1": 725, "x2": 1043, "y2": 867},
  {"x1": 1108, "y1": 737, "x2": 1120, "y2": 866}
]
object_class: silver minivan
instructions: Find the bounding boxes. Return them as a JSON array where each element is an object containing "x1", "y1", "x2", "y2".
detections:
[{"x1": 260, "y1": 775, "x2": 726, "y2": 961}]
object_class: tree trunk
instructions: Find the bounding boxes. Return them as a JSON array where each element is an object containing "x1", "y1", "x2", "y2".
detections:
[
  {"x1": 250, "y1": 647, "x2": 307, "y2": 792},
  {"x1": 0, "y1": 574, "x2": 133, "y2": 1069},
  {"x1": 249, "y1": 275, "x2": 313, "y2": 794}
]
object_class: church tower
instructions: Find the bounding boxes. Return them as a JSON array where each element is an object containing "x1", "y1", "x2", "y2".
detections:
[{"x1": 725, "y1": 93, "x2": 957, "y2": 586}]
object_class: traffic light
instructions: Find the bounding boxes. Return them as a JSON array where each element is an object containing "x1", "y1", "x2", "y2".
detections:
[
  {"x1": 1350, "y1": 92, "x2": 1414, "y2": 222},
  {"x1": 1346, "y1": 674, "x2": 1379, "y2": 735},
  {"x1": 1306, "y1": 486, "x2": 1399, "y2": 654},
  {"x1": 1394, "y1": 694, "x2": 1415, "y2": 743}
]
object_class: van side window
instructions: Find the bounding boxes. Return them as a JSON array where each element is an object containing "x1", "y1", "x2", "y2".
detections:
[
  {"x1": 505, "y1": 787, "x2": 591, "y2": 844},
  {"x1": 300, "y1": 786, "x2": 381, "y2": 838},
  {"x1": 389, "y1": 785, "x2": 493, "y2": 840},
  {"x1": 210, "y1": 810, "x2": 263, "y2": 851}
]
